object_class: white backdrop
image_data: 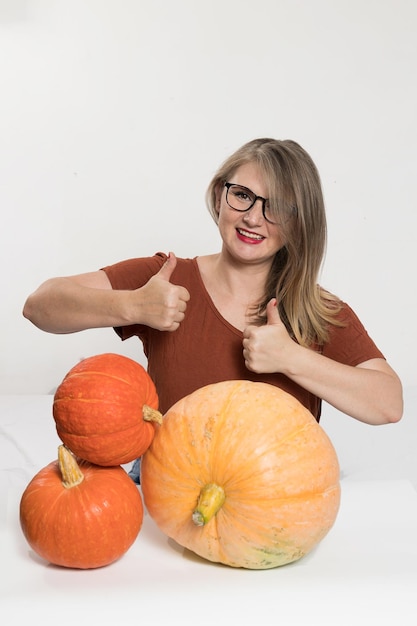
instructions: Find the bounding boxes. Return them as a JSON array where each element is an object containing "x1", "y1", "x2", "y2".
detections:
[{"x1": 1, "y1": 0, "x2": 416, "y2": 400}]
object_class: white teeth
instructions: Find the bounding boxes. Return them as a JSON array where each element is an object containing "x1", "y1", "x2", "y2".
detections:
[{"x1": 237, "y1": 228, "x2": 264, "y2": 240}]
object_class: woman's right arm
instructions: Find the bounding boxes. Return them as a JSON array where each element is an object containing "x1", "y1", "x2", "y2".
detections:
[
  {"x1": 22, "y1": 253, "x2": 190, "y2": 334},
  {"x1": 22, "y1": 271, "x2": 136, "y2": 333}
]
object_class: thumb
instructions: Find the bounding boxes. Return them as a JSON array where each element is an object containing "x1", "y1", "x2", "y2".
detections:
[
  {"x1": 157, "y1": 252, "x2": 177, "y2": 281},
  {"x1": 266, "y1": 298, "x2": 280, "y2": 325}
]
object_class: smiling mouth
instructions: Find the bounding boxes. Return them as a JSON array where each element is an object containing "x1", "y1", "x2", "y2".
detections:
[{"x1": 236, "y1": 228, "x2": 265, "y2": 241}]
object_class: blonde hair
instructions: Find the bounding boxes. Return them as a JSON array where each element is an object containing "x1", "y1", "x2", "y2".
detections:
[{"x1": 206, "y1": 138, "x2": 343, "y2": 347}]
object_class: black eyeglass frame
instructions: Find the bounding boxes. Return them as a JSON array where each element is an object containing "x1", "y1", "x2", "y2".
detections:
[{"x1": 224, "y1": 182, "x2": 277, "y2": 224}]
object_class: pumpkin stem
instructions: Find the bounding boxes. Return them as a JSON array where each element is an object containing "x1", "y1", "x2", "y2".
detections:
[
  {"x1": 143, "y1": 405, "x2": 163, "y2": 425},
  {"x1": 192, "y1": 483, "x2": 226, "y2": 526},
  {"x1": 58, "y1": 445, "x2": 84, "y2": 489}
]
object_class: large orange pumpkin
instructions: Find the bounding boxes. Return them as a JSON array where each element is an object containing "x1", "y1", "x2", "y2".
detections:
[
  {"x1": 20, "y1": 445, "x2": 143, "y2": 569},
  {"x1": 141, "y1": 380, "x2": 341, "y2": 570},
  {"x1": 53, "y1": 353, "x2": 159, "y2": 466}
]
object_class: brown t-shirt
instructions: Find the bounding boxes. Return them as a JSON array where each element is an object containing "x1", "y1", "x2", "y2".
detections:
[{"x1": 103, "y1": 253, "x2": 384, "y2": 420}]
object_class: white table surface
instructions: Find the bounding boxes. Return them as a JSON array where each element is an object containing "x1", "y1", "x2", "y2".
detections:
[{"x1": 1, "y1": 395, "x2": 417, "y2": 626}]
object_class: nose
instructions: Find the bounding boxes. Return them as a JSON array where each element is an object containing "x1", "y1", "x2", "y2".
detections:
[{"x1": 242, "y1": 198, "x2": 265, "y2": 224}]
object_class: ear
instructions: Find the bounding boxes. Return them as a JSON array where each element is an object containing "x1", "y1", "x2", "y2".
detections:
[{"x1": 214, "y1": 181, "x2": 224, "y2": 214}]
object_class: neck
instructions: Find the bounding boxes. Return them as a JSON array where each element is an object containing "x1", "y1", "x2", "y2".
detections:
[
  {"x1": 196, "y1": 252, "x2": 272, "y2": 330},
  {"x1": 211, "y1": 251, "x2": 271, "y2": 300}
]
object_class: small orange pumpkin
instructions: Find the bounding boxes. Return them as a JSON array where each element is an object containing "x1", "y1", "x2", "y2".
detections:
[
  {"x1": 53, "y1": 353, "x2": 159, "y2": 465},
  {"x1": 141, "y1": 380, "x2": 341, "y2": 570},
  {"x1": 20, "y1": 445, "x2": 143, "y2": 569}
]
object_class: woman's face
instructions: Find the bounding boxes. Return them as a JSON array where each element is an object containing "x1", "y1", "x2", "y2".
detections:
[{"x1": 216, "y1": 162, "x2": 288, "y2": 267}]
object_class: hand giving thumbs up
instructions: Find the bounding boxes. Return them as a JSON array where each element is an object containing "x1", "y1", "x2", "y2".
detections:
[
  {"x1": 133, "y1": 252, "x2": 190, "y2": 331},
  {"x1": 242, "y1": 298, "x2": 294, "y2": 373}
]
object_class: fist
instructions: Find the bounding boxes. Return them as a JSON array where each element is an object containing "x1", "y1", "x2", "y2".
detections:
[
  {"x1": 242, "y1": 299, "x2": 293, "y2": 373},
  {"x1": 135, "y1": 252, "x2": 190, "y2": 331}
]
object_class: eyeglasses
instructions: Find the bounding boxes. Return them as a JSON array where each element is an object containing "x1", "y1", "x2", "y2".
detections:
[{"x1": 224, "y1": 182, "x2": 295, "y2": 225}]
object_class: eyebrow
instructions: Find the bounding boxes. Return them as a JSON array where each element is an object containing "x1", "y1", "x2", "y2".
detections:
[{"x1": 229, "y1": 183, "x2": 269, "y2": 202}]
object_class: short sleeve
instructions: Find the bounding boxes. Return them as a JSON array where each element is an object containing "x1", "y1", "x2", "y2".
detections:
[
  {"x1": 101, "y1": 252, "x2": 168, "y2": 341},
  {"x1": 323, "y1": 302, "x2": 385, "y2": 366}
]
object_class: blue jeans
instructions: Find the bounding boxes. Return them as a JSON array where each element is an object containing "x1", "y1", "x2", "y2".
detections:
[{"x1": 128, "y1": 457, "x2": 141, "y2": 484}]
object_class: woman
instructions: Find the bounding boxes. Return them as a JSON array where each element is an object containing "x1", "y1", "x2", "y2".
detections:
[{"x1": 23, "y1": 138, "x2": 403, "y2": 428}]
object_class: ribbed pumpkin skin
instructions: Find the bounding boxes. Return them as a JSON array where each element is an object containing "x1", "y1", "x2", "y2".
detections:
[
  {"x1": 53, "y1": 353, "x2": 158, "y2": 465},
  {"x1": 141, "y1": 380, "x2": 341, "y2": 570},
  {"x1": 20, "y1": 457, "x2": 143, "y2": 569}
]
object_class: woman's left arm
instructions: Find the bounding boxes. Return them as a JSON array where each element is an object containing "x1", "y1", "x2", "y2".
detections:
[
  {"x1": 243, "y1": 301, "x2": 403, "y2": 425},
  {"x1": 280, "y1": 352, "x2": 402, "y2": 425}
]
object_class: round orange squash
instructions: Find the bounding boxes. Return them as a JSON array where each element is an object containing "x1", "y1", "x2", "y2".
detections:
[
  {"x1": 53, "y1": 353, "x2": 159, "y2": 465},
  {"x1": 20, "y1": 445, "x2": 143, "y2": 569},
  {"x1": 141, "y1": 380, "x2": 341, "y2": 569}
]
